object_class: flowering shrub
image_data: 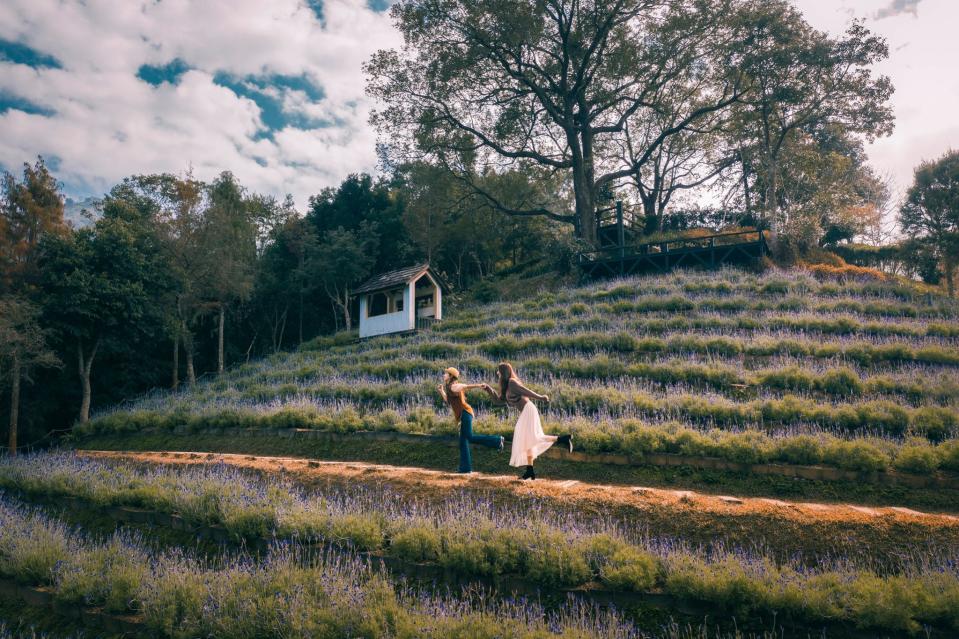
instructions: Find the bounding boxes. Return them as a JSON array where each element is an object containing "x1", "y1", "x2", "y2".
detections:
[{"x1": 0, "y1": 498, "x2": 641, "y2": 639}]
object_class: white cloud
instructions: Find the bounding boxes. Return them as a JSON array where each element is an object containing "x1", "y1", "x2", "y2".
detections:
[
  {"x1": 2, "y1": 0, "x2": 956, "y2": 214},
  {"x1": 0, "y1": 0, "x2": 402, "y2": 208},
  {"x1": 875, "y1": 0, "x2": 923, "y2": 19}
]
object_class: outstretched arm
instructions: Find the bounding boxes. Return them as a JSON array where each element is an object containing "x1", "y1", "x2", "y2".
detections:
[
  {"x1": 509, "y1": 379, "x2": 549, "y2": 402},
  {"x1": 483, "y1": 383, "x2": 505, "y2": 403},
  {"x1": 450, "y1": 382, "x2": 486, "y2": 393}
]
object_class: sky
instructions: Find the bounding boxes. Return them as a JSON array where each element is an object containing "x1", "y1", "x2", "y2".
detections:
[{"x1": 0, "y1": 0, "x2": 957, "y2": 209}]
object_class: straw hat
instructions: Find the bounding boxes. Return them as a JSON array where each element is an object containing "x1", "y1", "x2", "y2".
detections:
[{"x1": 444, "y1": 367, "x2": 460, "y2": 379}]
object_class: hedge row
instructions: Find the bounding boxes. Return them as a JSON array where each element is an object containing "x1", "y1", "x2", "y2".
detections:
[{"x1": 78, "y1": 406, "x2": 959, "y2": 475}]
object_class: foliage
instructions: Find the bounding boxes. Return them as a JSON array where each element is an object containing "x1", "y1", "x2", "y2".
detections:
[{"x1": 899, "y1": 149, "x2": 959, "y2": 296}]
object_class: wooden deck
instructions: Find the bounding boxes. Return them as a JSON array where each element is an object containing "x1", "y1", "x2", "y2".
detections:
[{"x1": 579, "y1": 229, "x2": 768, "y2": 279}]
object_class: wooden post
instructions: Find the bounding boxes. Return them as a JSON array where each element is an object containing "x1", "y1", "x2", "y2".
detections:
[{"x1": 616, "y1": 201, "x2": 624, "y2": 255}]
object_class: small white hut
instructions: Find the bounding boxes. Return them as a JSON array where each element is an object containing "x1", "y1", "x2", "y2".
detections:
[{"x1": 353, "y1": 264, "x2": 448, "y2": 338}]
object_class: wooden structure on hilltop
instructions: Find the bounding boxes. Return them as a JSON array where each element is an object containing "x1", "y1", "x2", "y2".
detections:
[{"x1": 580, "y1": 203, "x2": 768, "y2": 279}]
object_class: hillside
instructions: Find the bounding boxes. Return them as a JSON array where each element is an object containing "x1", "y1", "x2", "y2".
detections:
[
  {"x1": 76, "y1": 266, "x2": 959, "y2": 504},
  {"x1": 12, "y1": 265, "x2": 958, "y2": 637}
]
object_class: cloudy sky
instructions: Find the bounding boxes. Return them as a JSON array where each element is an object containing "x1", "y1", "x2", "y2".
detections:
[{"x1": 0, "y1": 0, "x2": 956, "y2": 209}]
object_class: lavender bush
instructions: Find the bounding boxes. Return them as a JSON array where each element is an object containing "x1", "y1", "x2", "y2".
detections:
[{"x1": 1, "y1": 454, "x2": 958, "y2": 633}]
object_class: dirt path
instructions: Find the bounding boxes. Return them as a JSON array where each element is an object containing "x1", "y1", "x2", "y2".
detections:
[{"x1": 82, "y1": 450, "x2": 959, "y2": 528}]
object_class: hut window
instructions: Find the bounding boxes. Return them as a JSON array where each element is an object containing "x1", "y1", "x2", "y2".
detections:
[{"x1": 368, "y1": 292, "x2": 389, "y2": 317}]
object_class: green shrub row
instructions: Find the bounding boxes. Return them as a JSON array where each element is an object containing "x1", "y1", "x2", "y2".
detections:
[
  {"x1": 543, "y1": 386, "x2": 957, "y2": 439},
  {"x1": 3, "y1": 456, "x2": 957, "y2": 634},
  {"x1": 224, "y1": 349, "x2": 959, "y2": 406},
  {"x1": 478, "y1": 332, "x2": 959, "y2": 367},
  {"x1": 119, "y1": 370, "x2": 959, "y2": 441},
  {"x1": 436, "y1": 313, "x2": 959, "y2": 344},
  {"x1": 78, "y1": 405, "x2": 959, "y2": 475},
  {"x1": 449, "y1": 294, "x2": 955, "y2": 327},
  {"x1": 523, "y1": 358, "x2": 959, "y2": 403}
]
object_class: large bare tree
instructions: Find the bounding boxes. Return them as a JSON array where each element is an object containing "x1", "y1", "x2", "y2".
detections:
[{"x1": 367, "y1": 0, "x2": 747, "y2": 245}]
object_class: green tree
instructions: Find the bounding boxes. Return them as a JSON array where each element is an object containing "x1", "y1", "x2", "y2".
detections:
[
  {"x1": 0, "y1": 296, "x2": 59, "y2": 454},
  {"x1": 622, "y1": 102, "x2": 736, "y2": 235},
  {"x1": 309, "y1": 226, "x2": 379, "y2": 331},
  {"x1": 394, "y1": 162, "x2": 563, "y2": 286},
  {"x1": 251, "y1": 216, "x2": 314, "y2": 352},
  {"x1": 198, "y1": 172, "x2": 257, "y2": 374},
  {"x1": 38, "y1": 193, "x2": 172, "y2": 424},
  {"x1": 899, "y1": 150, "x2": 959, "y2": 296},
  {"x1": 104, "y1": 173, "x2": 206, "y2": 387},
  {"x1": 0, "y1": 157, "x2": 68, "y2": 292},
  {"x1": 367, "y1": 0, "x2": 746, "y2": 246},
  {"x1": 730, "y1": 1, "x2": 894, "y2": 233}
]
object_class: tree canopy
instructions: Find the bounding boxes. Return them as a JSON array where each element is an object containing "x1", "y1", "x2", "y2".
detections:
[
  {"x1": 367, "y1": 0, "x2": 749, "y2": 245},
  {"x1": 899, "y1": 150, "x2": 959, "y2": 296},
  {"x1": 367, "y1": 0, "x2": 893, "y2": 247}
]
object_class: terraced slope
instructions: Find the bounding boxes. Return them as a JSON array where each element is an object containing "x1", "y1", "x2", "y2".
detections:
[{"x1": 78, "y1": 268, "x2": 959, "y2": 501}]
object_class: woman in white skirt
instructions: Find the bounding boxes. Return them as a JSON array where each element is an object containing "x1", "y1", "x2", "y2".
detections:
[{"x1": 484, "y1": 362, "x2": 572, "y2": 480}]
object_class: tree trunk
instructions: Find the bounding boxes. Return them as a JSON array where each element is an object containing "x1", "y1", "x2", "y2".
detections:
[
  {"x1": 763, "y1": 151, "x2": 779, "y2": 228},
  {"x1": 183, "y1": 321, "x2": 196, "y2": 386},
  {"x1": 641, "y1": 194, "x2": 661, "y2": 235},
  {"x1": 945, "y1": 257, "x2": 956, "y2": 297},
  {"x1": 77, "y1": 337, "x2": 100, "y2": 424},
  {"x1": 8, "y1": 349, "x2": 19, "y2": 455},
  {"x1": 342, "y1": 298, "x2": 351, "y2": 332},
  {"x1": 740, "y1": 152, "x2": 752, "y2": 215},
  {"x1": 570, "y1": 130, "x2": 598, "y2": 246},
  {"x1": 171, "y1": 328, "x2": 180, "y2": 390},
  {"x1": 277, "y1": 308, "x2": 287, "y2": 352},
  {"x1": 217, "y1": 303, "x2": 225, "y2": 374},
  {"x1": 298, "y1": 287, "x2": 304, "y2": 345}
]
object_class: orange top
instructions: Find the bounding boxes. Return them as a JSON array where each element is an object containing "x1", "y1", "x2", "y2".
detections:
[{"x1": 446, "y1": 383, "x2": 474, "y2": 420}]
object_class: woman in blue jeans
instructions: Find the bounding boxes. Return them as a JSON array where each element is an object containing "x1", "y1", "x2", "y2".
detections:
[{"x1": 437, "y1": 367, "x2": 504, "y2": 473}]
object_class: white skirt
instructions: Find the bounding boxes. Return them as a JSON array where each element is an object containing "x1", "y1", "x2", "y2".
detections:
[{"x1": 509, "y1": 401, "x2": 557, "y2": 467}]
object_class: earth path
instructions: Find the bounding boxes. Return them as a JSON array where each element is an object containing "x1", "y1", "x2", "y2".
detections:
[{"x1": 78, "y1": 450, "x2": 959, "y2": 539}]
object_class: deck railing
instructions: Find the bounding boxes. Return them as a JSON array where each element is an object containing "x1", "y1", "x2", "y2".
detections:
[
  {"x1": 578, "y1": 229, "x2": 767, "y2": 278},
  {"x1": 580, "y1": 229, "x2": 765, "y2": 262}
]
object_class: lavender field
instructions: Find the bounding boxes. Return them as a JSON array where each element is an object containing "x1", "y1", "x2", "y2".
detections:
[
  {"x1": 12, "y1": 268, "x2": 959, "y2": 636},
  {"x1": 81, "y1": 268, "x2": 959, "y2": 477},
  {"x1": 1, "y1": 452, "x2": 958, "y2": 636}
]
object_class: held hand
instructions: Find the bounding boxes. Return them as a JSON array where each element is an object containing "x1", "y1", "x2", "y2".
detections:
[{"x1": 542, "y1": 394, "x2": 550, "y2": 403}]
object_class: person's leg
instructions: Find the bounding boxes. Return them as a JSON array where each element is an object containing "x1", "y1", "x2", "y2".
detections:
[
  {"x1": 458, "y1": 412, "x2": 473, "y2": 473},
  {"x1": 467, "y1": 428, "x2": 502, "y2": 449},
  {"x1": 462, "y1": 410, "x2": 502, "y2": 449}
]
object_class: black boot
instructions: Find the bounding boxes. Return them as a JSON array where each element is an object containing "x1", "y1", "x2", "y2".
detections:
[
  {"x1": 557, "y1": 434, "x2": 573, "y2": 453},
  {"x1": 521, "y1": 465, "x2": 536, "y2": 480}
]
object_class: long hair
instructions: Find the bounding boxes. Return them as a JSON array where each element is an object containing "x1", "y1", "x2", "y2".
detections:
[{"x1": 497, "y1": 362, "x2": 516, "y2": 401}]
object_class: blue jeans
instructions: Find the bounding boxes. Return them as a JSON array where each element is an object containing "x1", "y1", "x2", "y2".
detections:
[{"x1": 458, "y1": 411, "x2": 500, "y2": 473}]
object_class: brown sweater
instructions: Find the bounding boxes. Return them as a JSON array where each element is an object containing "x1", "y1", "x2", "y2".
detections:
[
  {"x1": 445, "y1": 383, "x2": 474, "y2": 420},
  {"x1": 489, "y1": 378, "x2": 546, "y2": 410}
]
